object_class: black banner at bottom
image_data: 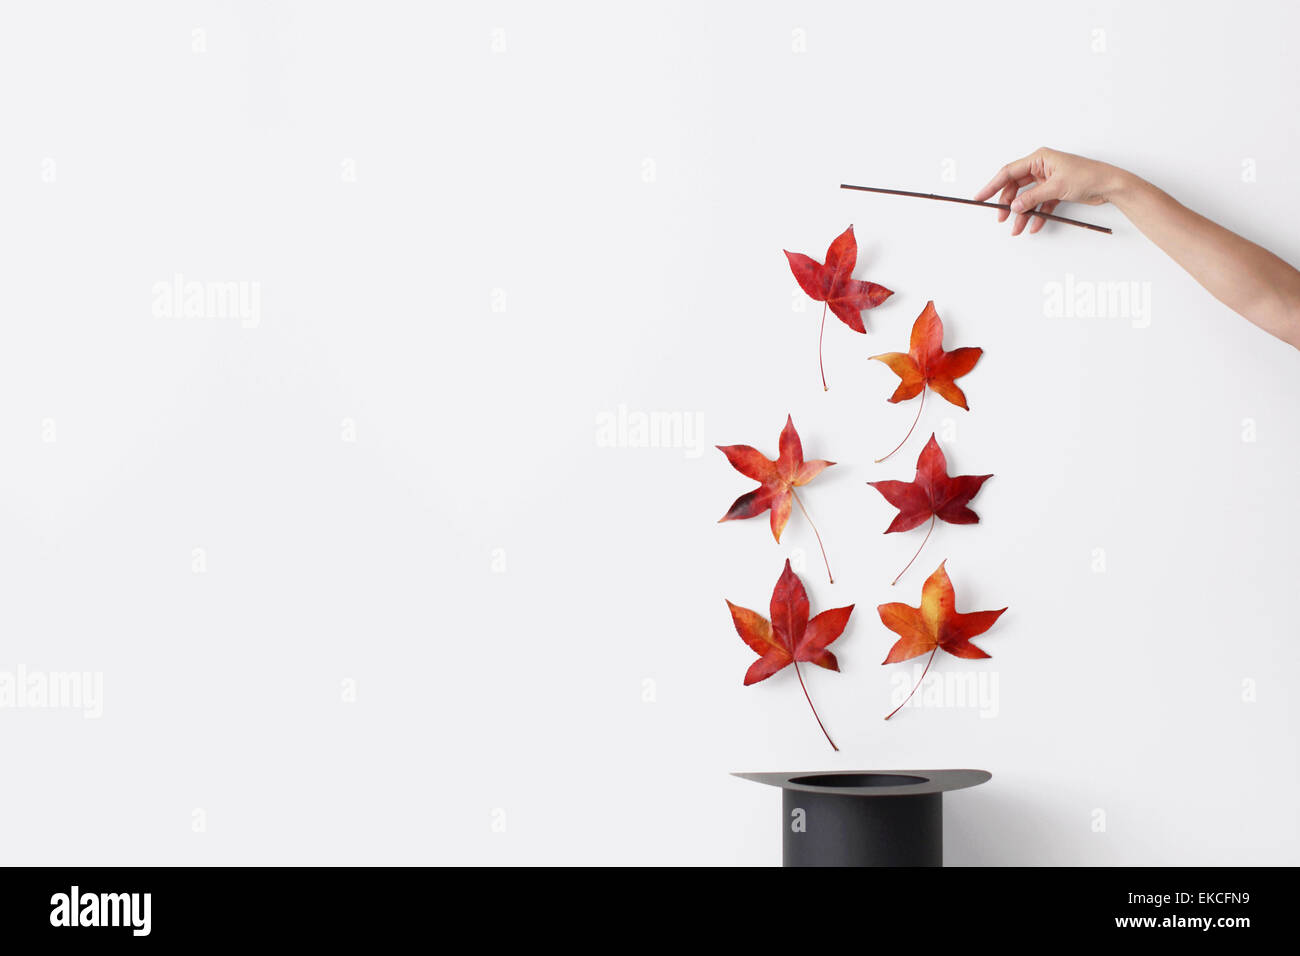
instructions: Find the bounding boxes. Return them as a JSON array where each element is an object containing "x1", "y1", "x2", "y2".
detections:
[{"x1": 0, "y1": 865, "x2": 1282, "y2": 943}]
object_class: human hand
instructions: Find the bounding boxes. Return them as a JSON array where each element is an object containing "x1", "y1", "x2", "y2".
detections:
[{"x1": 974, "y1": 147, "x2": 1128, "y2": 236}]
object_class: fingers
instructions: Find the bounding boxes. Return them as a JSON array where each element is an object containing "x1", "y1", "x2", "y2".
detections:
[
  {"x1": 995, "y1": 175, "x2": 1032, "y2": 223},
  {"x1": 972, "y1": 173, "x2": 1005, "y2": 203},
  {"x1": 1010, "y1": 204, "x2": 1033, "y2": 236},
  {"x1": 1010, "y1": 179, "x2": 1065, "y2": 237},
  {"x1": 1010, "y1": 179, "x2": 1063, "y2": 213},
  {"x1": 1028, "y1": 199, "x2": 1060, "y2": 234},
  {"x1": 975, "y1": 149, "x2": 1068, "y2": 236},
  {"x1": 973, "y1": 152, "x2": 1039, "y2": 203},
  {"x1": 1009, "y1": 179, "x2": 1041, "y2": 236},
  {"x1": 995, "y1": 180, "x2": 1018, "y2": 223}
]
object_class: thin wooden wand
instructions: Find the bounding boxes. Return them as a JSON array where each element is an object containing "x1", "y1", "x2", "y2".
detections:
[{"x1": 840, "y1": 183, "x2": 1112, "y2": 235}]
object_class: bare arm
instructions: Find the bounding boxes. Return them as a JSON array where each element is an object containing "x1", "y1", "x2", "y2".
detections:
[{"x1": 974, "y1": 148, "x2": 1300, "y2": 349}]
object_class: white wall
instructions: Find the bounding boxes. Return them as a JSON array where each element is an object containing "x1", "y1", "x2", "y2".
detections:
[{"x1": 1, "y1": 1, "x2": 1296, "y2": 865}]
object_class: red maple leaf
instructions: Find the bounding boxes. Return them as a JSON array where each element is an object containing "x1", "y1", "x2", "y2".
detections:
[
  {"x1": 870, "y1": 300, "x2": 982, "y2": 462},
  {"x1": 727, "y1": 559, "x2": 854, "y2": 749},
  {"x1": 717, "y1": 415, "x2": 836, "y2": 582},
  {"x1": 867, "y1": 433, "x2": 992, "y2": 585},
  {"x1": 784, "y1": 225, "x2": 893, "y2": 390},
  {"x1": 877, "y1": 560, "x2": 1006, "y2": 720}
]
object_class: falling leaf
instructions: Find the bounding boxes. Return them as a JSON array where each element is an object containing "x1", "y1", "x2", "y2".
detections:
[
  {"x1": 877, "y1": 561, "x2": 1006, "y2": 720},
  {"x1": 727, "y1": 559, "x2": 854, "y2": 749},
  {"x1": 718, "y1": 415, "x2": 836, "y2": 582},
  {"x1": 871, "y1": 300, "x2": 982, "y2": 462},
  {"x1": 867, "y1": 434, "x2": 992, "y2": 585},
  {"x1": 784, "y1": 225, "x2": 893, "y2": 390}
]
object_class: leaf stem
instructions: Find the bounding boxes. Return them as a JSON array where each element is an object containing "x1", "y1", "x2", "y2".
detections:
[
  {"x1": 891, "y1": 515, "x2": 935, "y2": 587},
  {"x1": 875, "y1": 388, "x2": 925, "y2": 464},
  {"x1": 791, "y1": 488, "x2": 833, "y2": 584},
  {"x1": 793, "y1": 658, "x2": 838, "y2": 750},
  {"x1": 818, "y1": 302, "x2": 828, "y2": 391},
  {"x1": 884, "y1": 646, "x2": 938, "y2": 720}
]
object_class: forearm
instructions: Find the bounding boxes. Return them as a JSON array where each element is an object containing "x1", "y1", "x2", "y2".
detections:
[{"x1": 1110, "y1": 172, "x2": 1300, "y2": 348}]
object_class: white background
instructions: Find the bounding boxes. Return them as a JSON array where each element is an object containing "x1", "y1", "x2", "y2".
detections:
[{"x1": 1, "y1": 1, "x2": 1297, "y2": 865}]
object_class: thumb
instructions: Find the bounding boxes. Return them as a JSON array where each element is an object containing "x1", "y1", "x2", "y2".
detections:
[{"x1": 1010, "y1": 178, "x2": 1063, "y2": 213}]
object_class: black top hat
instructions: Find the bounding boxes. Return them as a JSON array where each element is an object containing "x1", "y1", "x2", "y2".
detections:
[{"x1": 734, "y1": 769, "x2": 991, "y2": 867}]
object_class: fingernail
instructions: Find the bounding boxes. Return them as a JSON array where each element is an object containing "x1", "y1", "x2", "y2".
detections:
[{"x1": 1010, "y1": 198, "x2": 1025, "y2": 213}]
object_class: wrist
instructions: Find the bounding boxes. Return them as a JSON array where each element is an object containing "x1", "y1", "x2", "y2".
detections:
[{"x1": 1102, "y1": 166, "x2": 1144, "y2": 207}]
